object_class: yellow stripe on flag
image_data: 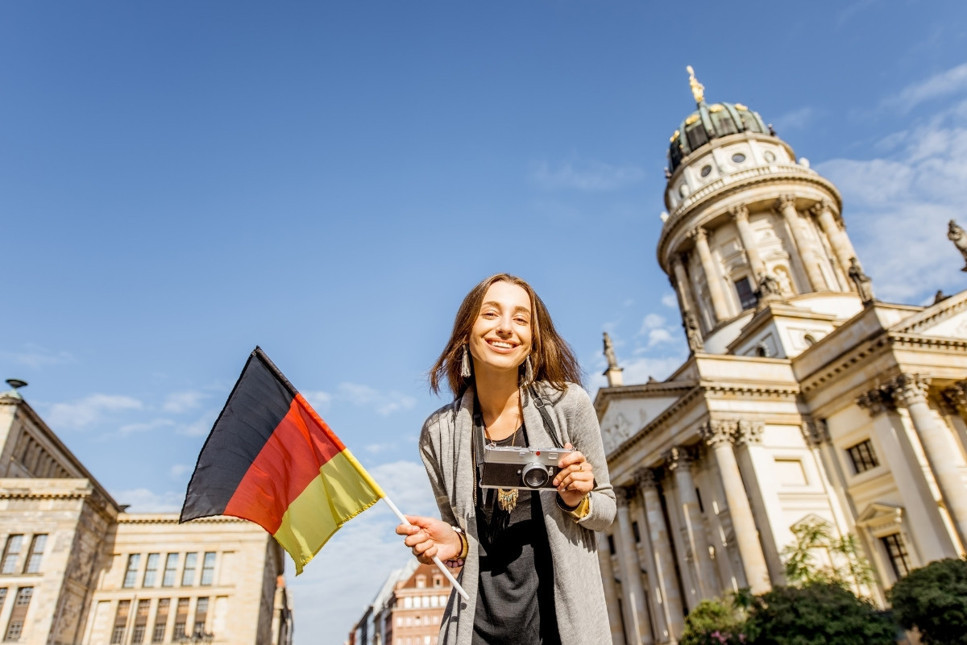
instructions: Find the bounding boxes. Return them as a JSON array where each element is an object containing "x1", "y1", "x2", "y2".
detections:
[{"x1": 273, "y1": 449, "x2": 384, "y2": 574}]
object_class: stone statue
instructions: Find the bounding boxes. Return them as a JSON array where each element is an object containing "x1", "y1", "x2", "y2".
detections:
[
  {"x1": 755, "y1": 272, "x2": 782, "y2": 303},
  {"x1": 603, "y1": 332, "x2": 619, "y2": 370},
  {"x1": 948, "y1": 219, "x2": 967, "y2": 271},
  {"x1": 683, "y1": 312, "x2": 703, "y2": 352},
  {"x1": 848, "y1": 257, "x2": 874, "y2": 304}
]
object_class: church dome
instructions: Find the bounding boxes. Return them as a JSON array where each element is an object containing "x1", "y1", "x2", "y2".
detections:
[{"x1": 667, "y1": 68, "x2": 773, "y2": 173}]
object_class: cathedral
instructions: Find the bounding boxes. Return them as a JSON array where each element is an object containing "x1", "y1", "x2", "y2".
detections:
[{"x1": 593, "y1": 69, "x2": 967, "y2": 644}]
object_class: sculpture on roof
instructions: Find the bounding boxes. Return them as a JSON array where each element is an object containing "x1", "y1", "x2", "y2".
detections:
[
  {"x1": 683, "y1": 312, "x2": 703, "y2": 352},
  {"x1": 603, "y1": 332, "x2": 619, "y2": 370},
  {"x1": 848, "y1": 257, "x2": 874, "y2": 304},
  {"x1": 686, "y1": 65, "x2": 704, "y2": 104},
  {"x1": 947, "y1": 219, "x2": 967, "y2": 271}
]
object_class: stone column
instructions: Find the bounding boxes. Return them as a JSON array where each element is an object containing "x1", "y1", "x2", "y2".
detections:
[
  {"x1": 670, "y1": 254, "x2": 699, "y2": 323},
  {"x1": 700, "y1": 420, "x2": 771, "y2": 594},
  {"x1": 941, "y1": 382, "x2": 967, "y2": 457},
  {"x1": 616, "y1": 489, "x2": 653, "y2": 644},
  {"x1": 891, "y1": 374, "x2": 967, "y2": 550},
  {"x1": 729, "y1": 205, "x2": 766, "y2": 278},
  {"x1": 857, "y1": 385, "x2": 959, "y2": 561},
  {"x1": 689, "y1": 227, "x2": 731, "y2": 323},
  {"x1": 810, "y1": 198, "x2": 855, "y2": 286},
  {"x1": 776, "y1": 195, "x2": 826, "y2": 291},
  {"x1": 636, "y1": 469, "x2": 684, "y2": 642},
  {"x1": 732, "y1": 421, "x2": 785, "y2": 585},
  {"x1": 665, "y1": 447, "x2": 717, "y2": 602},
  {"x1": 597, "y1": 532, "x2": 627, "y2": 645}
]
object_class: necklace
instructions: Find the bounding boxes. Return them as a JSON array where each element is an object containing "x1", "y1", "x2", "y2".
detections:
[{"x1": 485, "y1": 425, "x2": 521, "y2": 513}]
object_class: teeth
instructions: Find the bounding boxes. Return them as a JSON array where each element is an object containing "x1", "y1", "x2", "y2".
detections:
[{"x1": 491, "y1": 341, "x2": 513, "y2": 349}]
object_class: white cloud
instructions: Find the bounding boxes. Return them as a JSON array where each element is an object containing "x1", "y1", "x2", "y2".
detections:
[
  {"x1": 177, "y1": 409, "x2": 220, "y2": 437},
  {"x1": 638, "y1": 313, "x2": 666, "y2": 332},
  {"x1": 46, "y1": 394, "x2": 143, "y2": 430},
  {"x1": 883, "y1": 62, "x2": 967, "y2": 113},
  {"x1": 302, "y1": 390, "x2": 333, "y2": 412},
  {"x1": 112, "y1": 488, "x2": 185, "y2": 513},
  {"x1": 162, "y1": 390, "x2": 209, "y2": 414},
  {"x1": 816, "y1": 97, "x2": 967, "y2": 303},
  {"x1": 620, "y1": 354, "x2": 687, "y2": 385},
  {"x1": 772, "y1": 106, "x2": 817, "y2": 132},
  {"x1": 661, "y1": 293, "x2": 678, "y2": 308},
  {"x1": 169, "y1": 464, "x2": 192, "y2": 481},
  {"x1": 0, "y1": 345, "x2": 75, "y2": 370},
  {"x1": 118, "y1": 418, "x2": 175, "y2": 436},
  {"x1": 337, "y1": 383, "x2": 416, "y2": 416},
  {"x1": 530, "y1": 159, "x2": 645, "y2": 192},
  {"x1": 646, "y1": 329, "x2": 674, "y2": 347}
]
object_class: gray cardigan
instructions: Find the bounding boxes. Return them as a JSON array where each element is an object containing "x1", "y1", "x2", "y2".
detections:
[{"x1": 418, "y1": 382, "x2": 616, "y2": 645}]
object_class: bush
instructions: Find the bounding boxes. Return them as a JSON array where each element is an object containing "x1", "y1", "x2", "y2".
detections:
[
  {"x1": 745, "y1": 582, "x2": 897, "y2": 645},
  {"x1": 680, "y1": 594, "x2": 748, "y2": 645},
  {"x1": 888, "y1": 557, "x2": 967, "y2": 644}
]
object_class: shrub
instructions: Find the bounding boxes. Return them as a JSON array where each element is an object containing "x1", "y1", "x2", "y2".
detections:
[
  {"x1": 680, "y1": 595, "x2": 748, "y2": 645},
  {"x1": 888, "y1": 557, "x2": 967, "y2": 644},
  {"x1": 745, "y1": 582, "x2": 897, "y2": 645}
]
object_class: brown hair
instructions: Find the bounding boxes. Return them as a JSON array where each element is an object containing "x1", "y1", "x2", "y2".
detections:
[{"x1": 429, "y1": 273, "x2": 582, "y2": 396}]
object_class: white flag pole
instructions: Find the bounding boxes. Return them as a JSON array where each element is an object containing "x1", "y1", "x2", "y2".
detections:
[{"x1": 381, "y1": 496, "x2": 470, "y2": 601}]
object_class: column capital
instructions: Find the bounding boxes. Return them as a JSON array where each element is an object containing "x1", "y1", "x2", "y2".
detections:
[
  {"x1": 810, "y1": 197, "x2": 834, "y2": 218},
  {"x1": 733, "y1": 420, "x2": 764, "y2": 446},
  {"x1": 774, "y1": 194, "x2": 797, "y2": 213},
  {"x1": 664, "y1": 445, "x2": 693, "y2": 470},
  {"x1": 890, "y1": 373, "x2": 930, "y2": 408},
  {"x1": 856, "y1": 387, "x2": 896, "y2": 416},
  {"x1": 616, "y1": 490, "x2": 631, "y2": 509},
  {"x1": 700, "y1": 419, "x2": 734, "y2": 447},
  {"x1": 801, "y1": 419, "x2": 830, "y2": 446},
  {"x1": 634, "y1": 467, "x2": 659, "y2": 489},
  {"x1": 941, "y1": 380, "x2": 967, "y2": 413},
  {"x1": 729, "y1": 204, "x2": 750, "y2": 222},
  {"x1": 687, "y1": 226, "x2": 708, "y2": 243}
]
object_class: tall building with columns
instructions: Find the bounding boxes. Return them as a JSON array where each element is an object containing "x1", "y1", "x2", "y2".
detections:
[{"x1": 594, "y1": 69, "x2": 967, "y2": 645}]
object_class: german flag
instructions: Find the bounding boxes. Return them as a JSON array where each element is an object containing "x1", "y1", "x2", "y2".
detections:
[{"x1": 180, "y1": 347, "x2": 385, "y2": 574}]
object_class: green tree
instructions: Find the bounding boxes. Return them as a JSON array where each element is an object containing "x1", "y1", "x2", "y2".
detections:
[
  {"x1": 888, "y1": 557, "x2": 967, "y2": 644},
  {"x1": 781, "y1": 516, "x2": 874, "y2": 593},
  {"x1": 745, "y1": 582, "x2": 897, "y2": 645},
  {"x1": 680, "y1": 592, "x2": 749, "y2": 645}
]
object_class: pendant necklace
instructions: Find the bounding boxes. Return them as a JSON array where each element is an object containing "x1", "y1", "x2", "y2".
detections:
[{"x1": 486, "y1": 425, "x2": 521, "y2": 513}]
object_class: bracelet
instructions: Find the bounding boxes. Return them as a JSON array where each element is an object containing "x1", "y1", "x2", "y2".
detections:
[
  {"x1": 444, "y1": 525, "x2": 468, "y2": 568},
  {"x1": 557, "y1": 494, "x2": 591, "y2": 520}
]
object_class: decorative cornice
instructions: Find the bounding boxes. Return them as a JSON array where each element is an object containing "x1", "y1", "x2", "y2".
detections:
[
  {"x1": 734, "y1": 420, "x2": 764, "y2": 445},
  {"x1": 857, "y1": 373, "x2": 930, "y2": 416},
  {"x1": 700, "y1": 419, "x2": 734, "y2": 447}
]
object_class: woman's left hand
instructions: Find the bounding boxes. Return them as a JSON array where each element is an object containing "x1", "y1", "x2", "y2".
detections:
[{"x1": 553, "y1": 442, "x2": 594, "y2": 508}]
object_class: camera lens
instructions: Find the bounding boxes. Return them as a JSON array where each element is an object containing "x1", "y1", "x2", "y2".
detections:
[{"x1": 521, "y1": 463, "x2": 550, "y2": 488}]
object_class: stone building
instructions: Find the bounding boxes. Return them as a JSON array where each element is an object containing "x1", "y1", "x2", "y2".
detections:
[
  {"x1": 594, "y1": 69, "x2": 967, "y2": 644},
  {"x1": 349, "y1": 561, "x2": 451, "y2": 645},
  {"x1": 0, "y1": 386, "x2": 293, "y2": 644}
]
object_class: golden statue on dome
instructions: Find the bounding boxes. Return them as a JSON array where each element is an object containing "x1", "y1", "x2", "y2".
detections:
[{"x1": 686, "y1": 65, "x2": 704, "y2": 104}]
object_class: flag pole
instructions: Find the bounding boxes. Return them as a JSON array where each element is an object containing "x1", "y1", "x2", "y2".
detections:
[{"x1": 381, "y1": 497, "x2": 470, "y2": 601}]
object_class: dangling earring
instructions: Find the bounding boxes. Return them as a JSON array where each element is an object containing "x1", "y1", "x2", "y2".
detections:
[
  {"x1": 460, "y1": 344, "x2": 472, "y2": 378},
  {"x1": 523, "y1": 355, "x2": 534, "y2": 385}
]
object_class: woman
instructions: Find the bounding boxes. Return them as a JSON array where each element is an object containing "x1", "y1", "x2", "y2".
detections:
[{"x1": 396, "y1": 273, "x2": 616, "y2": 645}]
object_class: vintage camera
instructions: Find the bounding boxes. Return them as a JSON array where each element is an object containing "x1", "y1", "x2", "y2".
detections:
[{"x1": 478, "y1": 444, "x2": 572, "y2": 490}]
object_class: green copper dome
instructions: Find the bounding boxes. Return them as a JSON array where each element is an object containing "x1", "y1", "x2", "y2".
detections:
[{"x1": 667, "y1": 68, "x2": 773, "y2": 173}]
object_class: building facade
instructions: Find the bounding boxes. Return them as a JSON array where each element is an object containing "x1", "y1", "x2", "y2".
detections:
[
  {"x1": 594, "y1": 69, "x2": 967, "y2": 644},
  {"x1": 349, "y1": 561, "x2": 451, "y2": 645},
  {"x1": 0, "y1": 388, "x2": 293, "y2": 644}
]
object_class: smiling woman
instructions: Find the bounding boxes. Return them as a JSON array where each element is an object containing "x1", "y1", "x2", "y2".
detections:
[{"x1": 395, "y1": 273, "x2": 616, "y2": 645}]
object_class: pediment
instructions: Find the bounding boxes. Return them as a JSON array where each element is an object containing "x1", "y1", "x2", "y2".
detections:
[
  {"x1": 891, "y1": 289, "x2": 967, "y2": 338},
  {"x1": 856, "y1": 502, "x2": 904, "y2": 529}
]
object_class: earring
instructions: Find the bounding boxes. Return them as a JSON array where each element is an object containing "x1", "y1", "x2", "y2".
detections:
[
  {"x1": 523, "y1": 355, "x2": 534, "y2": 384},
  {"x1": 460, "y1": 344, "x2": 472, "y2": 378}
]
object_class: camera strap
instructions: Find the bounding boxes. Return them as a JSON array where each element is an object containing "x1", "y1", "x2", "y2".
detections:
[{"x1": 529, "y1": 385, "x2": 565, "y2": 449}]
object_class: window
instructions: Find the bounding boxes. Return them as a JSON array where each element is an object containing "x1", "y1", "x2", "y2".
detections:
[
  {"x1": 181, "y1": 553, "x2": 197, "y2": 586},
  {"x1": 122, "y1": 554, "x2": 141, "y2": 588},
  {"x1": 22, "y1": 536, "x2": 46, "y2": 574},
  {"x1": 162, "y1": 554, "x2": 178, "y2": 587},
  {"x1": 142, "y1": 553, "x2": 159, "y2": 587},
  {"x1": 700, "y1": 164, "x2": 712, "y2": 177},
  {"x1": 734, "y1": 277, "x2": 756, "y2": 310},
  {"x1": 0, "y1": 589, "x2": 6, "y2": 613},
  {"x1": 193, "y1": 597, "x2": 209, "y2": 635},
  {"x1": 200, "y1": 552, "x2": 216, "y2": 586},
  {"x1": 110, "y1": 600, "x2": 130, "y2": 644},
  {"x1": 174, "y1": 598, "x2": 190, "y2": 640},
  {"x1": 1, "y1": 536, "x2": 23, "y2": 575},
  {"x1": 5, "y1": 587, "x2": 32, "y2": 641},
  {"x1": 131, "y1": 599, "x2": 150, "y2": 644},
  {"x1": 847, "y1": 439, "x2": 879, "y2": 474},
  {"x1": 151, "y1": 598, "x2": 169, "y2": 643},
  {"x1": 632, "y1": 521, "x2": 640, "y2": 543},
  {"x1": 881, "y1": 533, "x2": 912, "y2": 579},
  {"x1": 731, "y1": 152, "x2": 746, "y2": 163}
]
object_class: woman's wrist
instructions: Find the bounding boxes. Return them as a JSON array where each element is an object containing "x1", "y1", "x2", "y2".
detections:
[
  {"x1": 557, "y1": 493, "x2": 591, "y2": 519},
  {"x1": 444, "y1": 525, "x2": 468, "y2": 568}
]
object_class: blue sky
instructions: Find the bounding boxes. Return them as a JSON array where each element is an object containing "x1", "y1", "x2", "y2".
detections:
[{"x1": 3, "y1": 1, "x2": 967, "y2": 642}]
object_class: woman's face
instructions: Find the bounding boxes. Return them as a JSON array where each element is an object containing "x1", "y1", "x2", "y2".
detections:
[{"x1": 468, "y1": 281, "x2": 533, "y2": 378}]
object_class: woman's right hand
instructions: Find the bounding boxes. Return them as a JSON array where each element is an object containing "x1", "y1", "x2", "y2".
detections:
[{"x1": 395, "y1": 515, "x2": 463, "y2": 564}]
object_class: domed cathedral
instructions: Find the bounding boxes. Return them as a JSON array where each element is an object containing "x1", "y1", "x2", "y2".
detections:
[{"x1": 594, "y1": 68, "x2": 967, "y2": 645}]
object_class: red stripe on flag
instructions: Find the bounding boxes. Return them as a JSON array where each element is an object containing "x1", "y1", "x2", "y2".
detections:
[{"x1": 224, "y1": 393, "x2": 346, "y2": 533}]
